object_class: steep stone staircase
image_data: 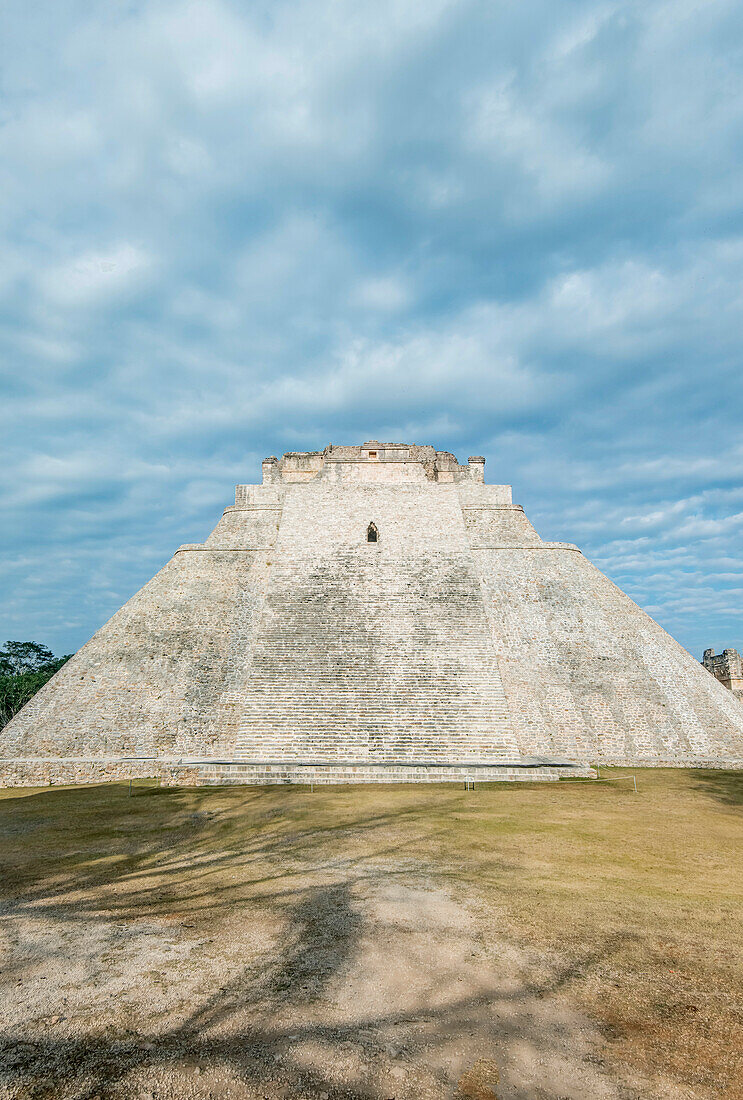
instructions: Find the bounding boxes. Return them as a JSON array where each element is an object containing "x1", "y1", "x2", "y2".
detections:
[{"x1": 212, "y1": 546, "x2": 519, "y2": 765}]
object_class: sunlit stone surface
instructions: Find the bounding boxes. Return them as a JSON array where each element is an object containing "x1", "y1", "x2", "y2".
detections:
[{"x1": 3, "y1": 443, "x2": 742, "y2": 786}]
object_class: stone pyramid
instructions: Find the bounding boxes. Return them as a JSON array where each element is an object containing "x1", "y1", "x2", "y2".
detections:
[{"x1": 2, "y1": 443, "x2": 742, "y2": 786}]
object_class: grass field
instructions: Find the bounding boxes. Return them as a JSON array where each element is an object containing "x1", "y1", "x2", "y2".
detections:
[{"x1": 0, "y1": 769, "x2": 741, "y2": 1099}]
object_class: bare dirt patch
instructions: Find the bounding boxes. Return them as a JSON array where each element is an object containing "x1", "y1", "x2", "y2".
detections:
[
  {"x1": 0, "y1": 771, "x2": 741, "y2": 1098},
  {"x1": 1, "y1": 871, "x2": 629, "y2": 1099}
]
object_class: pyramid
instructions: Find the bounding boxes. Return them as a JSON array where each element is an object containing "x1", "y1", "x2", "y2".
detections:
[{"x1": 2, "y1": 442, "x2": 742, "y2": 786}]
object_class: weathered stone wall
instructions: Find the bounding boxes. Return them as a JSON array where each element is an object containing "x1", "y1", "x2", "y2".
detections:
[
  {"x1": 208, "y1": 477, "x2": 517, "y2": 764},
  {"x1": 473, "y1": 547, "x2": 743, "y2": 764},
  {"x1": 203, "y1": 505, "x2": 281, "y2": 549},
  {"x1": 702, "y1": 648, "x2": 743, "y2": 701},
  {"x1": 0, "y1": 759, "x2": 156, "y2": 787},
  {"x1": 1, "y1": 550, "x2": 263, "y2": 761},
  {"x1": 2, "y1": 441, "x2": 743, "y2": 786}
]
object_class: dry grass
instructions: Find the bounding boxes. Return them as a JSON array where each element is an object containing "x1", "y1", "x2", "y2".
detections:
[{"x1": 0, "y1": 768, "x2": 741, "y2": 1098}]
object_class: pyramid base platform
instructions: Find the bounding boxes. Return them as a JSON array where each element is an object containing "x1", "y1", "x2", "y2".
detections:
[
  {"x1": 161, "y1": 759, "x2": 596, "y2": 785},
  {"x1": 0, "y1": 757, "x2": 600, "y2": 787}
]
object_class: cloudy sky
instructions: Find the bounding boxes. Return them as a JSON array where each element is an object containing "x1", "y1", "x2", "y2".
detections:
[{"x1": 1, "y1": 0, "x2": 742, "y2": 658}]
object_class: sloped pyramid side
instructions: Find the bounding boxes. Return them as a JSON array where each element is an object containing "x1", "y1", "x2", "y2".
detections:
[
  {"x1": 0, "y1": 549, "x2": 267, "y2": 781},
  {"x1": 2, "y1": 467, "x2": 743, "y2": 785},
  {"x1": 472, "y1": 545, "x2": 743, "y2": 765}
]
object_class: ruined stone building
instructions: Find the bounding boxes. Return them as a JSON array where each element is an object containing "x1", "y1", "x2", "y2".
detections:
[
  {"x1": 702, "y1": 649, "x2": 743, "y2": 702},
  {"x1": 2, "y1": 442, "x2": 742, "y2": 786}
]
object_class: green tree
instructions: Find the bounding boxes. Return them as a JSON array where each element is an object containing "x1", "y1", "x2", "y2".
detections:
[{"x1": 0, "y1": 641, "x2": 72, "y2": 729}]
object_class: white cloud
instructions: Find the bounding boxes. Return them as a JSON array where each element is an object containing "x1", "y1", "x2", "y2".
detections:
[
  {"x1": 352, "y1": 275, "x2": 412, "y2": 312},
  {"x1": 39, "y1": 245, "x2": 154, "y2": 307},
  {"x1": 1, "y1": 0, "x2": 743, "y2": 658},
  {"x1": 466, "y1": 75, "x2": 610, "y2": 206}
]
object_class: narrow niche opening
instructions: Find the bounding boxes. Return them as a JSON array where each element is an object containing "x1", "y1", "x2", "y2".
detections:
[{"x1": 367, "y1": 522, "x2": 379, "y2": 543}]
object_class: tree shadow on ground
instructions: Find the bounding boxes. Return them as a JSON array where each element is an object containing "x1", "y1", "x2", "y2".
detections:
[
  {"x1": 0, "y1": 782, "x2": 529, "y2": 950},
  {"x1": 689, "y1": 769, "x2": 743, "y2": 808},
  {"x1": 0, "y1": 874, "x2": 633, "y2": 1100},
  {"x1": 262, "y1": 882, "x2": 364, "y2": 1004},
  {"x1": 0, "y1": 782, "x2": 458, "y2": 922},
  {"x1": 0, "y1": 781, "x2": 634, "y2": 1099}
]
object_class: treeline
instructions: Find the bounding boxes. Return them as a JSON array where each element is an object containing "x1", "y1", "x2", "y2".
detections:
[{"x1": 0, "y1": 641, "x2": 71, "y2": 729}]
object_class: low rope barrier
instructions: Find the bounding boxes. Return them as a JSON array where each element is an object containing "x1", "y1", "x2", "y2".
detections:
[{"x1": 559, "y1": 772, "x2": 638, "y2": 792}]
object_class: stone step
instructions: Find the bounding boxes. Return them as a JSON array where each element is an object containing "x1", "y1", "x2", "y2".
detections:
[
  {"x1": 161, "y1": 761, "x2": 595, "y2": 786},
  {"x1": 207, "y1": 534, "x2": 519, "y2": 760}
]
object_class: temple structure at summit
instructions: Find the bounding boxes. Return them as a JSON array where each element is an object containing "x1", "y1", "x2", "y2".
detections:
[{"x1": 2, "y1": 442, "x2": 742, "y2": 786}]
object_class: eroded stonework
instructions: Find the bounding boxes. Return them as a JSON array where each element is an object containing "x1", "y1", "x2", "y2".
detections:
[
  {"x1": 2, "y1": 442, "x2": 742, "y2": 785},
  {"x1": 702, "y1": 648, "x2": 743, "y2": 702}
]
